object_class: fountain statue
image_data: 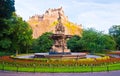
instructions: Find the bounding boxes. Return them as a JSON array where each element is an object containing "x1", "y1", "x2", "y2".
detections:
[{"x1": 49, "y1": 12, "x2": 72, "y2": 54}]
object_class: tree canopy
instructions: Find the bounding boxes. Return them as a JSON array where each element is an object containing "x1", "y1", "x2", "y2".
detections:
[
  {"x1": 67, "y1": 28, "x2": 116, "y2": 53},
  {"x1": 0, "y1": 13, "x2": 33, "y2": 54},
  {"x1": 67, "y1": 35, "x2": 82, "y2": 52},
  {"x1": 0, "y1": 0, "x2": 15, "y2": 52},
  {"x1": 10, "y1": 14, "x2": 33, "y2": 54},
  {"x1": 0, "y1": 0, "x2": 33, "y2": 55},
  {"x1": 109, "y1": 25, "x2": 120, "y2": 50},
  {"x1": 32, "y1": 32, "x2": 54, "y2": 53},
  {"x1": 0, "y1": 0, "x2": 15, "y2": 41},
  {"x1": 0, "y1": 0, "x2": 15, "y2": 19}
]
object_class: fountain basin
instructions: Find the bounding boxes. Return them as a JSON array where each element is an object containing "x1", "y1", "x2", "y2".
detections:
[
  {"x1": 15, "y1": 53, "x2": 101, "y2": 59},
  {"x1": 34, "y1": 53, "x2": 87, "y2": 59}
]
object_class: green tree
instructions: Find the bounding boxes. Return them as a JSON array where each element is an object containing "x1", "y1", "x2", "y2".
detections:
[
  {"x1": 67, "y1": 35, "x2": 83, "y2": 52},
  {"x1": 0, "y1": 0, "x2": 15, "y2": 52},
  {"x1": 0, "y1": 0, "x2": 15, "y2": 39},
  {"x1": 0, "y1": 0, "x2": 15, "y2": 19},
  {"x1": 10, "y1": 14, "x2": 33, "y2": 54},
  {"x1": 109, "y1": 25, "x2": 120, "y2": 50},
  {"x1": 101, "y1": 35, "x2": 116, "y2": 50},
  {"x1": 0, "y1": 0, "x2": 32, "y2": 55},
  {"x1": 32, "y1": 32, "x2": 54, "y2": 53},
  {"x1": 0, "y1": 13, "x2": 33, "y2": 55},
  {"x1": 82, "y1": 28, "x2": 116, "y2": 53},
  {"x1": 67, "y1": 28, "x2": 116, "y2": 53}
]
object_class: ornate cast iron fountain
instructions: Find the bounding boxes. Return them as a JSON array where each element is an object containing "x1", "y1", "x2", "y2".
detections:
[{"x1": 49, "y1": 12, "x2": 72, "y2": 54}]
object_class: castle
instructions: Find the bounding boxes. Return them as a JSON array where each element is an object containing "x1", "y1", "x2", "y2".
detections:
[{"x1": 28, "y1": 7, "x2": 82, "y2": 38}]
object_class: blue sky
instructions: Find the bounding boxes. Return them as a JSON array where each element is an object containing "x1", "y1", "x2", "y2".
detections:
[{"x1": 15, "y1": 0, "x2": 120, "y2": 33}]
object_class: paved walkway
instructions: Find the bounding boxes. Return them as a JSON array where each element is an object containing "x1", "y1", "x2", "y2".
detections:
[{"x1": 0, "y1": 70, "x2": 120, "y2": 76}]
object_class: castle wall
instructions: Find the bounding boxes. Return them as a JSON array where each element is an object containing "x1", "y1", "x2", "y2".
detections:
[{"x1": 28, "y1": 7, "x2": 82, "y2": 38}]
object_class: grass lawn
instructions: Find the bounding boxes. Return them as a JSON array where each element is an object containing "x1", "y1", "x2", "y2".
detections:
[{"x1": 0, "y1": 63, "x2": 120, "y2": 73}]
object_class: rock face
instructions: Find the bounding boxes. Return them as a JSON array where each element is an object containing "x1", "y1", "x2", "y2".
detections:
[{"x1": 27, "y1": 7, "x2": 82, "y2": 38}]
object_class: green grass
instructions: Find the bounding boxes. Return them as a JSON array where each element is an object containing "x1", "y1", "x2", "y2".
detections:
[{"x1": 0, "y1": 63, "x2": 120, "y2": 72}]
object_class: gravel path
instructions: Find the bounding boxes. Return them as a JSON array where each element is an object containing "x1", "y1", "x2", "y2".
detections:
[{"x1": 0, "y1": 70, "x2": 120, "y2": 76}]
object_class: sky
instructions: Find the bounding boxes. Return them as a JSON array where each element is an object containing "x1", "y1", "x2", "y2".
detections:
[{"x1": 15, "y1": 0, "x2": 120, "y2": 33}]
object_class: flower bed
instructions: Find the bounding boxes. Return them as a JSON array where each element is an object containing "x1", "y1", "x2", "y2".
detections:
[
  {"x1": 0, "y1": 56, "x2": 120, "y2": 67},
  {"x1": 0, "y1": 56, "x2": 120, "y2": 72}
]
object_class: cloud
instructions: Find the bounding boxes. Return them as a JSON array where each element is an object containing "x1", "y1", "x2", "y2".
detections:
[
  {"x1": 69, "y1": 1, "x2": 120, "y2": 33},
  {"x1": 15, "y1": 0, "x2": 67, "y2": 20},
  {"x1": 15, "y1": 0, "x2": 120, "y2": 33}
]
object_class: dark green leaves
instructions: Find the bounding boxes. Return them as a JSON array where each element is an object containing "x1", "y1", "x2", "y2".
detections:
[
  {"x1": 0, "y1": 0, "x2": 15, "y2": 19},
  {"x1": 109, "y1": 25, "x2": 120, "y2": 50},
  {"x1": 32, "y1": 32, "x2": 53, "y2": 53},
  {"x1": 67, "y1": 28, "x2": 116, "y2": 53}
]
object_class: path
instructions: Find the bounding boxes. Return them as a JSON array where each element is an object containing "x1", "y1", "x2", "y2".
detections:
[{"x1": 0, "y1": 70, "x2": 120, "y2": 76}]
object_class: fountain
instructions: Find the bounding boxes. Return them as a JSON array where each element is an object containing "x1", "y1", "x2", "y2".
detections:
[
  {"x1": 34, "y1": 12, "x2": 86, "y2": 59},
  {"x1": 49, "y1": 12, "x2": 72, "y2": 54}
]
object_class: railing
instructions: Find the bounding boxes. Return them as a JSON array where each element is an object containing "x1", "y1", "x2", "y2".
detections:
[{"x1": 0, "y1": 61, "x2": 120, "y2": 73}]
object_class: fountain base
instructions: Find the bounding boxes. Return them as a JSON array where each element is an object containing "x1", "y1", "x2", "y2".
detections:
[{"x1": 34, "y1": 53, "x2": 87, "y2": 59}]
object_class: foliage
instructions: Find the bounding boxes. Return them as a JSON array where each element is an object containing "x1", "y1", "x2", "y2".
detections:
[
  {"x1": 10, "y1": 14, "x2": 33, "y2": 54},
  {"x1": 32, "y1": 32, "x2": 54, "y2": 53},
  {"x1": 0, "y1": 0, "x2": 15, "y2": 19},
  {"x1": 0, "y1": 0, "x2": 15, "y2": 53},
  {"x1": 109, "y1": 25, "x2": 120, "y2": 50},
  {"x1": 0, "y1": 13, "x2": 33, "y2": 54},
  {"x1": 67, "y1": 35, "x2": 83, "y2": 52},
  {"x1": 68, "y1": 28, "x2": 116, "y2": 53},
  {"x1": 82, "y1": 29, "x2": 116, "y2": 53},
  {"x1": 0, "y1": 0, "x2": 15, "y2": 43},
  {"x1": 0, "y1": 52, "x2": 13, "y2": 56}
]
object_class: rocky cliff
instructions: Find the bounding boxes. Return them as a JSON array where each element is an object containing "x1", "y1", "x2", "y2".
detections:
[{"x1": 27, "y1": 7, "x2": 82, "y2": 38}]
